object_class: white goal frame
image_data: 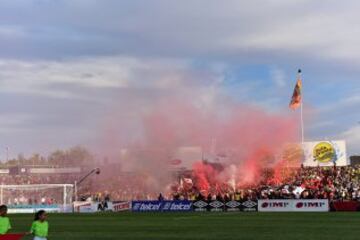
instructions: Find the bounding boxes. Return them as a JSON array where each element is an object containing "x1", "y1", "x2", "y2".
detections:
[{"x1": 0, "y1": 184, "x2": 74, "y2": 210}]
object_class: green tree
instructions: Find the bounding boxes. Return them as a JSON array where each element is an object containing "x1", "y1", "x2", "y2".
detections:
[
  {"x1": 67, "y1": 146, "x2": 94, "y2": 166},
  {"x1": 48, "y1": 150, "x2": 67, "y2": 166}
]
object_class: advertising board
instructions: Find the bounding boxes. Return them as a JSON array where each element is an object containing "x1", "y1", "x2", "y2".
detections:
[
  {"x1": 258, "y1": 199, "x2": 329, "y2": 212},
  {"x1": 302, "y1": 140, "x2": 348, "y2": 166},
  {"x1": 131, "y1": 200, "x2": 192, "y2": 212}
]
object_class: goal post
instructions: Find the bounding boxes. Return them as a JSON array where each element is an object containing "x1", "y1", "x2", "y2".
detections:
[{"x1": 0, "y1": 184, "x2": 74, "y2": 213}]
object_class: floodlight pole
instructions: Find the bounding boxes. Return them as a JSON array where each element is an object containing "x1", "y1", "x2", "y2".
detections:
[
  {"x1": 74, "y1": 167, "x2": 100, "y2": 201},
  {"x1": 5, "y1": 147, "x2": 9, "y2": 163}
]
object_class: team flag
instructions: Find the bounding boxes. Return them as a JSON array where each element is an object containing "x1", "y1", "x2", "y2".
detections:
[
  {"x1": 289, "y1": 69, "x2": 302, "y2": 110},
  {"x1": 180, "y1": 178, "x2": 193, "y2": 189},
  {"x1": 0, "y1": 233, "x2": 25, "y2": 240}
]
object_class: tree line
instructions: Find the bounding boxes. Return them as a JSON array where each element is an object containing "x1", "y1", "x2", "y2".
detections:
[{"x1": 2, "y1": 146, "x2": 95, "y2": 167}]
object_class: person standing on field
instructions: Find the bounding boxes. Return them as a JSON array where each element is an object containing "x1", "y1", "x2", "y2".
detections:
[
  {"x1": 29, "y1": 210, "x2": 49, "y2": 240},
  {"x1": 0, "y1": 205, "x2": 11, "y2": 235}
]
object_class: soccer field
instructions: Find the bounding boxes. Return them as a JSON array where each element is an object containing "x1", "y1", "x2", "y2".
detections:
[{"x1": 8, "y1": 212, "x2": 360, "y2": 240}]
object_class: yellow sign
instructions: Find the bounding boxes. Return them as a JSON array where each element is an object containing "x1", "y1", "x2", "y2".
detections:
[{"x1": 313, "y1": 142, "x2": 336, "y2": 163}]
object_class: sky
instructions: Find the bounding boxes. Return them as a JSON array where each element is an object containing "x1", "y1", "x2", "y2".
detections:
[{"x1": 0, "y1": 0, "x2": 359, "y2": 159}]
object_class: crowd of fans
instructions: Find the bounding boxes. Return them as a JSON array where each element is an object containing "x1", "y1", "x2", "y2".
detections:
[
  {"x1": 81, "y1": 172, "x2": 161, "y2": 202},
  {"x1": 171, "y1": 165, "x2": 360, "y2": 202},
  {"x1": 260, "y1": 165, "x2": 360, "y2": 200},
  {"x1": 1, "y1": 164, "x2": 360, "y2": 204},
  {"x1": 0, "y1": 169, "x2": 158, "y2": 204},
  {"x1": 0, "y1": 174, "x2": 78, "y2": 186},
  {"x1": 74, "y1": 164, "x2": 360, "y2": 202}
]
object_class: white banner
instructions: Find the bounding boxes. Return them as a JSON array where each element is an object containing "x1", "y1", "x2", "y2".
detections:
[
  {"x1": 109, "y1": 201, "x2": 131, "y2": 212},
  {"x1": 0, "y1": 169, "x2": 9, "y2": 174},
  {"x1": 74, "y1": 201, "x2": 131, "y2": 213},
  {"x1": 29, "y1": 167, "x2": 81, "y2": 174},
  {"x1": 302, "y1": 140, "x2": 348, "y2": 166},
  {"x1": 258, "y1": 199, "x2": 329, "y2": 212},
  {"x1": 8, "y1": 207, "x2": 61, "y2": 214},
  {"x1": 73, "y1": 201, "x2": 98, "y2": 213}
]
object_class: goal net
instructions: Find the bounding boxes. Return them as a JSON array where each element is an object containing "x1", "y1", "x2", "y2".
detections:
[{"x1": 0, "y1": 184, "x2": 74, "y2": 213}]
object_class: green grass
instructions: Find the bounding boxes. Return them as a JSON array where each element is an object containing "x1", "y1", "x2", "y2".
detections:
[{"x1": 9, "y1": 212, "x2": 360, "y2": 240}]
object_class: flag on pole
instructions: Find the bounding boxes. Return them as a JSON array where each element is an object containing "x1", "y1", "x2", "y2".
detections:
[
  {"x1": 0, "y1": 233, "x2": 25, "y2": 240},
  {"x1": 180, "y1": 177, "x2": 193, "y2": 189},
  {"x1": 289, "y1": 69, "x2": 302, "y2": 110},
  {"x1": 183, "y1": 178, "x2": 193, "y2": 185}
]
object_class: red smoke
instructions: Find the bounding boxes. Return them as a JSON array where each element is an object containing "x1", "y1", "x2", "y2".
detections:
[
  {"x1": 192, "y1": 162, "x2": 219, "y2": 195},
  {"x1": 98, "y1": 98, "x2": 301, "y2": 197},
  {"x1": 141, "y1": 101, "x2": 299, "y2": 193}
]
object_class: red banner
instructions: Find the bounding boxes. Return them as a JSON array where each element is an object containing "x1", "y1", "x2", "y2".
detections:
[
  {"x1": 0, "y1": 233, "x2": 25, "y2": 240},
  {"x1": 333, "y1": 201, "x2": 359, "y2": 211}
]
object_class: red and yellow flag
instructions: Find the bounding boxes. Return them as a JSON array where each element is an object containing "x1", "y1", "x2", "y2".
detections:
[{"x1": 289, "y1": 70, "x2": 302, "y2": 110}]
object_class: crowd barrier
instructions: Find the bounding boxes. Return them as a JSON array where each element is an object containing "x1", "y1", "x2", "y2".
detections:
[
  {"x1": 7, "y1": 204, "x2": 72, "y2": 213},
  {"x1": 193, "y1": 200, "x2": 258, "y2": 212},
  {"x1": 130, "y1": 200, "x2": 258, "y2": 212},
  {"x1": 73, "y1": 201, "x2": 131, "y2": 213},
  {"x1": 72, "y1": 199, "x2": 360, "y2": 213},
  {"x1": 131, "y1": 199, "x2": 331, "y2": 212}
]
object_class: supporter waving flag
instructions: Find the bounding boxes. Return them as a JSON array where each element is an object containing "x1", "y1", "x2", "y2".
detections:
[{"x1": 289, "y1": 69, "x2": 302, "y2": 110}]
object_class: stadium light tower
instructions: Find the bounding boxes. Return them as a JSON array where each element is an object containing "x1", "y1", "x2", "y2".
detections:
[
  {"x1": 74, "y1": 167, "x2": 101, "y2": 201},
  {"x1": 5, "y1": 147, "x2": 9, "y2": 162}
]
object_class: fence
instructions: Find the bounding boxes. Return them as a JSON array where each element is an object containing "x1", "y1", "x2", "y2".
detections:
[{"x1": 74, "y1": 199, "x2": 360, "y2": 213}]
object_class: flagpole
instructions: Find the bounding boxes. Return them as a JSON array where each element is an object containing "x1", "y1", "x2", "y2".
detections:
[
  {"x1": 298, "y1": 69, "x2": 304, "y2": 143},
  {"x1": 300, "y1": 93, "x2": 304, "y2": 143}
]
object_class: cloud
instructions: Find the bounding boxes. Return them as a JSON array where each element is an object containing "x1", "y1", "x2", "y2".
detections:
[
  {"x1": 270, "y1": 66, "x2": 286, "y2": 88},
  {"x1": 0, "y1": 0, "x2": 359, "y2": 157},
  {"x1": 0, "y1": 56, "x2": 232, "y2": 156},
  {"x1": 0, "y1": 0, "x2": 359, "y2": 68},
  {"x1": 0, "y1": 58, "x2": 131, "y2": 95},
  {"x1": 0, "y1": 24, "x2": 26, "y2": 38},
  {"x1": 340, "y1": 125, "x2": 360, "y2": 155},
  {"x1": 0, "y1": 57, "x2": 214, "y2": 99},
  {"x1": 317, "y1": 91, "x2": 360, "y2": 114},
  {"x1": 0, "y1": 55, "x2": 298, "y2": 156}
]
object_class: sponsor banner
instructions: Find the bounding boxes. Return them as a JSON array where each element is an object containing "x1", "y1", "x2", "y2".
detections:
[
  {"x1": 170, "y1": 147, "x2": 203, "y2": 170},
  {"x1": 225, "y1": 201, "x2": 241, "y2": 212},
  {"x1": 73, "y1": 201, "x2": 98, "y2": 213},
  {"x1": 8, "y1": 207, "x2": 61, "y2": 214},
  {"x1": 302, "y1": 140, "x2": 348, "y2": 166},
  {"x1": 29, "y1": 167, "x2": 81, "y2": 174},
  {"x1": 132, "y1": 201, "x2": 162, "y2": 212},
  {"x1": 192, "y1": 200, "x2": 208, "y2": 212},
  {"x1": 131, "y1": 200, "x2": 192, "y2": 212},
  {"x1": 0, "y1": 169, "x2": 9, "y2": 174},
  {"x1": 241, "y1": 200, "x2": 258, "y2": 212},
  {"x1": 8, "y1": 209, "x2": 35, "y2": 214},
  {"x1": 109, "y1": 201, "x2": 131, "y2": 212},
  {"x1": 208, "y1": 200, "x2": 224, "y2": 212},
  {"x1": 74, "y1": 201, "x2": 131, "y2": 213},
  {"x1": 161, "y1": 200, "x2": 193, "y2": 212},
  {"x1": 258, "y1": 199, "x2": 329, "y2": 212},
  {"x1": 193, "y1": 200, "x2": 258, "y2": 212}
]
